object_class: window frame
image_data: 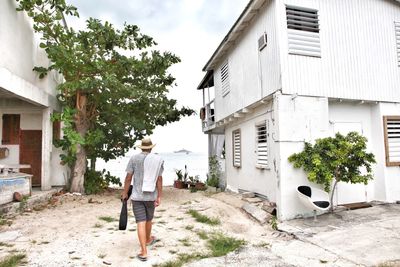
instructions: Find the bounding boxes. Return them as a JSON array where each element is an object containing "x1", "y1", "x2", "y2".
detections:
[
  {"x1": 383, "y1": 116, "x2": 400, "y2": 166},
  {"x1": 2, "y1": 114, "x2": 20, "y2": 145},
  {"x1": 232, "y1": 129, "x2": 241, "y2": 168},
  {"x1": 255, "y1": 120, "x2": 269, "y2": 169}
]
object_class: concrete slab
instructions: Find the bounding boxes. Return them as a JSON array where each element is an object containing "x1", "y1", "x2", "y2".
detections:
[
  {"x1": 242, "y1": 203, "x2": 271, "y2": 224},
  {"x1": 278, "y1": 204, "x2": 400, "y2": 266}
]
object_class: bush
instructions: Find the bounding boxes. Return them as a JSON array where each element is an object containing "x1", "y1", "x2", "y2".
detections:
[
  {"x1": 84, "y1": 169, "x2": 121, "y2": 194},
  {"x1": 206, "y1": 156, "x2": 221, "y2": 188}
]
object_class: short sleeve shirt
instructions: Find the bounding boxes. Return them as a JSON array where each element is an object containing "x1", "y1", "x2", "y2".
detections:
[{"x1": 125, "y1": 152, "x2": 164, "y2": 201}]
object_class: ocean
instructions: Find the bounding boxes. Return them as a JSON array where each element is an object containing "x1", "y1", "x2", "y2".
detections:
[{"x1": 96, "y1": 152, "x2": 208, "y2": 186}]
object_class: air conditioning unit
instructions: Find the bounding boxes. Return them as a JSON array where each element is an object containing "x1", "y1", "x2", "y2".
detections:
[{"x1": 258, "y1": 33, "x2": 267, "y2": 51}]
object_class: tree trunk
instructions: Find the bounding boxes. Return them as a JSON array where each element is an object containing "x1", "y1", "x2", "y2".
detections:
[
  {"x1": 70, "y1": 92, "x2": 89, "y2": 193},
  {"x1": 330, "y1": 179, "x2": 339, "y2": 213},
  {"x1": 90, "y1": 157, "x2": 96, "y2": 171}
]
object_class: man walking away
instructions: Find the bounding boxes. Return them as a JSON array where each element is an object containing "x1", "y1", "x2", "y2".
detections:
[{"x1": 121, "y1": 137, "x2": 163, "y2": 262}]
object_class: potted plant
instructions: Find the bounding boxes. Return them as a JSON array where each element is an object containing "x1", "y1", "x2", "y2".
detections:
[
  {"x1": 174, "y1": 169, "x2": 184, "y2": 189},
  {"x1": 194, "y1": 175, "x2": 206, "y2": 190},
  {"x1": 182, "y1": 165, "x2": 189, "y2": 189}
]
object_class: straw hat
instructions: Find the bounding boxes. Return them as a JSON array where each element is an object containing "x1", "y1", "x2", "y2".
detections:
[{"x1": 137, "y1": 137, "x2": 156, "y2": 149}]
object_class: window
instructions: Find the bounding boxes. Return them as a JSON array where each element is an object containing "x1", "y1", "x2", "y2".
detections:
[
  {"x1": 286, "y1": 5, "x2": 321, "y2": 57},
  {"x1": 2, "y1": 114, "x2": 20, "y2": 145},
  {"x1": 383, "y1": 116, "x2": 400, "y2": 166},
  {"x1": 232, "y1": 129, "x2": 241, "y2": 167},
  {"x1": 256, "y1": 121, "x2": 269, "y2": 168},
  {"x1": 395, "y1": 22, "x2": 400, "y2": 66},
  {"x1": 220, "y1": 61, "x2": 230, "y2": 96}
]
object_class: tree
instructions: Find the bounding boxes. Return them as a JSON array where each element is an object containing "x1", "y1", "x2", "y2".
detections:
[
  {"x1": 16, "y1": 0, "x2": 194, "y2": 193},
  {"x1": 288, "y1": 132, "x2": 376, "y2": 212}
]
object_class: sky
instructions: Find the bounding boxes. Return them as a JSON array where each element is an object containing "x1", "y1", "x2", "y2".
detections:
[{"x1": 66, "y1": 0, "x2": 248, "y2": 153}]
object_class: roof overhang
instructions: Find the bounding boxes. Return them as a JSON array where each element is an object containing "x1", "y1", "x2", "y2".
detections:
[
  {"x1": 202, "y1": 0, "x2": 266, "y2": 71},
  {"x1": 197, "y1": 70, "x2": 214, "y2": 90}
]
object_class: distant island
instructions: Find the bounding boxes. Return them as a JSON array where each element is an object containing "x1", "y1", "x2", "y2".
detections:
[{"x1": 174, "y1": 149, "x2": 191, "y2": 154}]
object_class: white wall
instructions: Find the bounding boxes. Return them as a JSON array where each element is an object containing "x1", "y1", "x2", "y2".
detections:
[
  {"x1": 213, "y1": 0, "x2": 281, "y2": 121},
  {"x1": 277, "y1": 0, "x2": 400, "y2": 102},
  {"x1": 225, "y1": 102, "x2": 278, "y2": 201},
  {"x1": 0, "y1": 0, "x2": 59, "y2": 109}
]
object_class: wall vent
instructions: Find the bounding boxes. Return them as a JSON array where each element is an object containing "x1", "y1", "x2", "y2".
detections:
[
  {"x1": 258, "y1": 33, "x2": 267, "y2": 51},
  {"x1": 233, "y1": 129, "x2": 241, "y2": 168},
  {"x1": 220, "y1": 61, "x2": 230, "y2": 96},
  {"x1": 384, "y1": 116, "x2": 400, "y2": 166},
  {"x1": 286, "y1": 6, "x2": 321, "y2": 57},
  {"x1": 395, "y1": 22, "x2": 400, "y2": 66}
]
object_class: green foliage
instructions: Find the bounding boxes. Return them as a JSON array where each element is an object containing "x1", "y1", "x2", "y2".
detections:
[
  {"x1": 0, "y1": 253, "x2": 26, "y2": 267},
  {"x1": 15, "y1": 0, "x2": 194, "y2": 191},
  {"x1": 270, "y1": 216, "x2": 278, "y2": 230},
  {"x1": 288, "y1": 132, "x2": 376, "y2": 192},
  {"x1": 207, "y1": 232, "x2": 246, "y2": 257},
  {"x1": 84, "y1": 169, "x2": 121, "y2": 194},
  {"x1": 187, "y1": 209, "x2": 220, "y2": 225},
  {"x1": 206, "y1": 156, "x2": 220, "y2": 188},
  {"x1": 174, "y1": 169, "x2": 183, "y2": 181}
]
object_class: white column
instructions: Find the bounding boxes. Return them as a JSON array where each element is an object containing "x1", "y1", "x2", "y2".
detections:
[{"x1": 41, "y1": 107, "x2": 52, "y2": 190}]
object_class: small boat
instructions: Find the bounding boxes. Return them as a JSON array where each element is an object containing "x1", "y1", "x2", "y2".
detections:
[{"x1": 174, "y1": 149, "x2": 191, "y2": 154}]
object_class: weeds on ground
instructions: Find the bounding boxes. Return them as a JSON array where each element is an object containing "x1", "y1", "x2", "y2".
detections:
[
  {"x1": 185, "y1": 225, "x2": 194, "y2": 231},
  {"x1": 18, "y1": 196, "x2": 29, "y2": 212},
  {"x1": 270, "y1": 216, "x2": 278, "y2": 230},
  {"x1": 156, "y1": 232, "x2": 245, "y2": 267},
  {"x1": 98, "y1": 254, "x2": 106, "y2": 259},
  {"x1": 0, "y1": 253, "x2": 26, "y2": 267},
  {"x1": 178, "y1": 238, "x2": 191, "y2": 247},
  {"x1": 93, "y1": 223, "x2": 103, "y2": 228},
  {"x1": 0, "y1": 242, "x2": 14, "y2": 248},
  {"x1": 187, "y1": 210, "x2": 220, "y2": 226},
  {"x1": 207, "y1": 232, "x2": 246, "y2": 257},
  {"x1": 0, "y1": 215, "x2": 7, "y2": 226},
  {"x1": 254, "y1": 241, "x2": 270, "y2": 249},
  {"x1": 98, "y1": 216, "x2": 116, "y2": 223},
  {"x1": 196, "y1": 230, "x2": 209, "y2": 240}
]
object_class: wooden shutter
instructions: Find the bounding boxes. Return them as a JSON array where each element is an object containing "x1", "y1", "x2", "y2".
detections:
[
  {"x1": 395, "y1": 22, "x2": 400, "y2": 66},
  {"x1": 2, "y1": 114, "x2": 20, "y2": 145},
  {"x1": 221, "y1": 61, "x2": 230, "y2": 96},
  {"x1": 286, "y1": 6, "x2": 321, "y2": 57},
  {"x1": 383, "y1": 116, "x2": 400, "y2": 166},
  {"x1": 256, "y1": 121, "x2": 268, "y2": 168},
  {"x1": 232, "y1": 129, "x2": 241, "y2": 167}
]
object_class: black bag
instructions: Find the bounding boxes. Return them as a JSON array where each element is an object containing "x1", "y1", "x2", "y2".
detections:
[{"x1": 119, "y1": 185, "x2": 133, "y2": 231}]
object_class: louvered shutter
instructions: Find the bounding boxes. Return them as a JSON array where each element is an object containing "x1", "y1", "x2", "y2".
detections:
[
  {"x1": 384, "y1": 116, "x2": 400, "y2": 166},
  {"x1": 256, "y1": 122, "x2": 268, "y2": 168},
  {"x1": 220, "y1": 61, "x2": 230, "y2": 96},
  {"x1": 233, "y1": 130, "x2": 241, "y2": 167},
  {"x1": 2, "y1": 114, "x2": 20, "y2": 145},
  {"x1": 395, "y1": 22, "x2": 400, "y2": 66},
  {"x1": 286, "y1": 6, "x2": 321, "y2": 57}
]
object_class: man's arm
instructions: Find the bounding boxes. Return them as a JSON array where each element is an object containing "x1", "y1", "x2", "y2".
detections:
[
  {"x1": 121, "y1": 173, "x2": 133, "y2": 200},
  {"x1": 155, "y1": 175, "x2": 162, "y2": 207}
]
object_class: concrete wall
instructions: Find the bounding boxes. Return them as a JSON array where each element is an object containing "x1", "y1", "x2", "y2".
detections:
[
  {"x1": 213, "y1": 0, "x2": 281, "y2": 121},
  {"x1": 225, "y1": 101, "x2": 278, "y2": 202},
  {"x1": 276, "y1": 0, "x2": 400, "y2": 102}
]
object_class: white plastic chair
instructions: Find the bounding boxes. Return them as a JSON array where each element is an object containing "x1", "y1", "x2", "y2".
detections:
[{"x1": 297, "y1": 185, "x2": 330, "y2": 221}]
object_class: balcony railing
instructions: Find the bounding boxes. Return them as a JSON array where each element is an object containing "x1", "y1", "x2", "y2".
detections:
[{"x1": 201, "y1": 100, "x2": 215, "y2": 130}]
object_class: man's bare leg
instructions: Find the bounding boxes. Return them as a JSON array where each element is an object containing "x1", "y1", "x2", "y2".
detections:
[
  {"x1": 146, "y1": 220, "x2": 153, "y2": 244},
  {"x1": 137, "y1": 222, "x2": 147, "y2": 257}
]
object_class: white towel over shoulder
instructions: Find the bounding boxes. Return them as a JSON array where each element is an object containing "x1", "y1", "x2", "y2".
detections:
[{"x1": 142, "y1": 154, "x2": 163, "y2": 192}]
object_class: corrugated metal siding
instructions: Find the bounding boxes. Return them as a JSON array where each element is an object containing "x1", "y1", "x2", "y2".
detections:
[
  {"x1": 278, "y1": 0, "x2": 400, "y2": 102},
  {"x1": 214, "y1": 0, "x2": 281, "y2": 121}
]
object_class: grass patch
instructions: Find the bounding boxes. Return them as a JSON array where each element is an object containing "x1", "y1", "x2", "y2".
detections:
[
  {"x1": 176, "y1": 217, "x2": 184, "y2": 221},
  {"x1": 187, "y1": 210, "x2": 220, "y2": 226},
  {"x1": 98, "y1": 216, "x2": 116, "y2": 223},
  {"x1": 185, "y1": 225, "x2": 194, "y2": 231},
  {"x1": 178, "y1": 238, "x2": 191, "y2": 247},
  {"x1": 196, "y1": 230, "x2": 209, "y2": 240},
  {"x1": 153, "y1": 253, "x2": 207, "y2": 267},
  {"x1": 98, "y1": 254, "x2": 106, "y2": 259},
  {"x1": 71, "y1": 256, "x2": 81, "y2": 260},
  {"x1": 93, "y1": 223, "x2": 103, "y2": 228},
  {"x1": 39, "y1": 241, "x2": 50, "y2": 245},
  {"x1": 0, "y1": 242, "x2": 14, "y2": 248},
  {"x1": 207, "y1": 232, "x2": 246, "y2": 257},
  {"x1": 0, "y1": 253, "x2": 26, "y2": 267},
  {"x1": 169, "y1": 250, "x2": 177, "y2": 254},
  {"x1": 158, "y1": 220, "x2": 167, "y2": 225},
  {"x1": 254, "y1": 241, "x2": 270, "y2": 249},
  {"x1": 158, "y1": 209, "x2": 166, "y2": 212}
]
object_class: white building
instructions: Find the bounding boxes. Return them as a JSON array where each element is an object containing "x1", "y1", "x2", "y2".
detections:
[
  {"x1": 0, "y1": 0, "x2": 68, "y2": 197},
  {"x1": 198, "y1": 0, "x2": 400, "y2": 220}
]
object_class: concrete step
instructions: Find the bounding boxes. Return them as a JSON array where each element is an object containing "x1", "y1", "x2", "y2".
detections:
[{"x1": 242, "y1": 203, "x2": 272, "y2": 225}]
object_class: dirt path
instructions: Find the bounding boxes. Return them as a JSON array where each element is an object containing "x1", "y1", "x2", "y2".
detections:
[{"x1": 0, "y1": 188, "x2": 282, "y2": 266}]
